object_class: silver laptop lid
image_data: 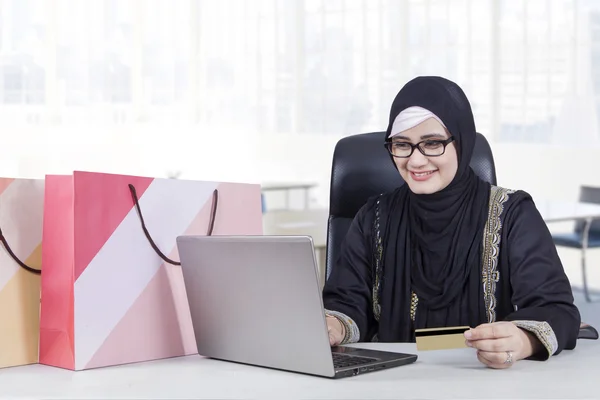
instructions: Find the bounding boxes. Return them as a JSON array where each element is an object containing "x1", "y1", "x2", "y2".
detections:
[{"x1": 176, "y1": 235, "x2": 335, "y2": 377}]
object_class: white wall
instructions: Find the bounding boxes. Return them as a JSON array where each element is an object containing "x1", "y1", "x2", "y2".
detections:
[
  {"x1": 256, "y1": 133, "x2": 600, "y2": 208},
  {"x1": 6, "y1": 125, "x2": 599, "y2": 216},
  {"x1": 4, "y1": 127, "x2": 599, "y2": 291},
  {"x1": 5, "y1": 124, "x2": 261, "y2": 184}
]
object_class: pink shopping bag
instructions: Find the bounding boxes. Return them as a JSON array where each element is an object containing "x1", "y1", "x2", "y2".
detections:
[
  {"x1": 39, "y1": 171, "x2": 263, "y2": 370},
  {"x1": 0, "y1": 178, "x2": 44, "y2": 369}
]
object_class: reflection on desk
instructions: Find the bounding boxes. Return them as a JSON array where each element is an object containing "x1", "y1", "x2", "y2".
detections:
[{"x1": 0, "y1": 341, "x2": 596, "y2": 399}]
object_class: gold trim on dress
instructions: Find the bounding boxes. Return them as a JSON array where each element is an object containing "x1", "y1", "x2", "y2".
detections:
[
  {"x1": 481, "y1": 186, "x2": 515, "y2": 323},
  {"x1": 511, "y1": 320, "x2": 559, "y2": 358},
  {"x1": 373, "y1": 197, "x2": 383, "y2": 321},
  {"x1": 410, "y1": 291, "x2": 418, "y2": 322}
]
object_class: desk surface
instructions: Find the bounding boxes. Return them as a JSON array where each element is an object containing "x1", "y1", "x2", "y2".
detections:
[
  {"x1": 1, "y1": 341, "x2": 597, "y2": 399},
  {"x1": 537, "y1": 199, "x2": 600, "y2": 223}
]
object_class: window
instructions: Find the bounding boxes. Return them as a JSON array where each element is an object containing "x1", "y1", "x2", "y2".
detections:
[{"x1": 1, "y1": 0, "x2": 598, "y2": 145}]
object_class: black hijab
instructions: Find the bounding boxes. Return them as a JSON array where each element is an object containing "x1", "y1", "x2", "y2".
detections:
[{"x1": 377, "y1": 76, "x2": 491, "y2": 341}]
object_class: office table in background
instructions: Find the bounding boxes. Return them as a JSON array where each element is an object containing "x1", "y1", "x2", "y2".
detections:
[
  {"x1": 537, "y1": 199, "x2": 600, "y2": 302},
  {"x1": 0, "y1": 341, "x2": 596, "y2": 399},
  {"x1": 537, "y1": 199, "x2": 600, "y2": 223},
  {"x1": 261, "y1": 181, "x2": 318, "y2": 210}
]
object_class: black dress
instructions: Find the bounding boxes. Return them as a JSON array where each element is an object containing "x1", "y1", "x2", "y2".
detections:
[{"x1": 322, "y1": 185, "x2": 581, "y2": 360}]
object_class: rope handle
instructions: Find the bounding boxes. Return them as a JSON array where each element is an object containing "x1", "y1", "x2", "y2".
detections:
[
  {"x1": 0, "y1": 227, "x2": 41, "y2": 274},
  {"x1": 129, "y1": 184, "x2": 219, "y2": 265}
]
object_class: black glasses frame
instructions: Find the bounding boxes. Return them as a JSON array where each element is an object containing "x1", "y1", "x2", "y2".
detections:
[{"x1": 384, "y1": 136, "x2": 455, "y2": 158}]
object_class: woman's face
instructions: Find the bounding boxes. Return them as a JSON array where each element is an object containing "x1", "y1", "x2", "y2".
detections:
[{"x1": 390, "y1": 117, "x2": 458, "y2": 194}]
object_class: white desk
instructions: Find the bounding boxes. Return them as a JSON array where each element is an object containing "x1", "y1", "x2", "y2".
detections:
[{"x1": 0, "y1": 341, "x2": 597, "y2": 399}]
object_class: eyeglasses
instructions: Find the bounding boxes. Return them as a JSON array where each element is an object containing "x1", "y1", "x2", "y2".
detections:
[{"x1": 384, "y1": 136, "x2": 455, "y2": 158}]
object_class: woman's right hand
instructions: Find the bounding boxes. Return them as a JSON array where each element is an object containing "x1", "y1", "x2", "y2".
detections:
[{"x1": 326, "y1": 315, "x2": 345, "y2": 346}]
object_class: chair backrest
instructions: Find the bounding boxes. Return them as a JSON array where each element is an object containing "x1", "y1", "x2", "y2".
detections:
[
  {"x1": 575, "y1": 186, "x2": 600, "y2": 235},
  {"x1": 325, "y1": 131, "x2": 497, "y2": 280}
]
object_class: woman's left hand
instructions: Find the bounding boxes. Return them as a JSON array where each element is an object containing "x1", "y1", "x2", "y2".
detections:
[{"x1": 464, "y1": 321, "x2": 541, "y2": 369}]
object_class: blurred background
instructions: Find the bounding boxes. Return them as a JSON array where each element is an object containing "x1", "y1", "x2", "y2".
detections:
[{"x1": 1, "y1": 0, "x2": 599, "y2": 303}]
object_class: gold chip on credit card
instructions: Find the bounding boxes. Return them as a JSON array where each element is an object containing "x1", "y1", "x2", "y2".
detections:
[{"x1": 415, "y1": 326, "x2": 471, "y2": 351}]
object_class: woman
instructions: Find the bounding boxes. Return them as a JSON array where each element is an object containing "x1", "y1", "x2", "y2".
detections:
[{"x1": 322, "y1": 76, "x2": 581, "y2": 369}]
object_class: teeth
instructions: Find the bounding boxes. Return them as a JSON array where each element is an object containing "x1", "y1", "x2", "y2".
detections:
[{"x1": 414, "y1": 171, "x2": 434, "y2": 177}]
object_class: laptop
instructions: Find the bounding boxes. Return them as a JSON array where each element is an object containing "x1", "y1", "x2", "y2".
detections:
[{"x1": 176, "y1": 235, "x2": 417, "y2": 378}]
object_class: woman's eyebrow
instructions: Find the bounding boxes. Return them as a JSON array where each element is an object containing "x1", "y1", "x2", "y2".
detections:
[
  {"x1": 420, "y1": 133, "x2": 446, "y2": 139},
  {"x1": 392, "y1": 135, "x2": 410, "y2": 141},
  {"x1": 391, "y1": 132, "x2": 447, "y2": 142}
]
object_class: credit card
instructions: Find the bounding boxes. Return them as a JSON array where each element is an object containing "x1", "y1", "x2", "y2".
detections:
[{"x1": 415, "y1": 326, "x2": 471, "y2": 351}]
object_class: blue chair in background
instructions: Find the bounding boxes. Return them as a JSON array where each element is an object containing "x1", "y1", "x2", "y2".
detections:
[{"x1": 551, "y1": 186, "x2": 600, "y2": 303}]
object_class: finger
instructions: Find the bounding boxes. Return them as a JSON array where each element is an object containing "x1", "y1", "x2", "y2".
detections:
[
  {"x1": 328, "y1": 327, "x2": 342, "y2": 346},
  {"x1": 329, "y1": 332, "x2": 338, "y2": 346},
  {"x1": 476, "y1": 351, "x2": 495, "y2": 367},
  {"x1": 466, "y1": 323, "x2": 512, "y2": 341},
  {"x1": 476, "y1": 352, "x2": 509, "y2": 369},
  {"x1": 477, "y1": 350, "x2": 513, "y2": 369},
  {"x1": 477, "y1": 352, "x2": 511, "y2": 369},
  {"x1": 466, "y1": 337, "x2": 513, "y2": 352}
]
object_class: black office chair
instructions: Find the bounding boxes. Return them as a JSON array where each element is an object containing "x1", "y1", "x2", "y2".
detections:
[
  {"x1": 325, "y1": 131, "x2": 496, "y2": 280},
  {"x1": 551, "y1": 185, "x2": 600, "y2": 303},
  {"x1": 325, "y1": 131, "x2": 598, "y2": 341}
]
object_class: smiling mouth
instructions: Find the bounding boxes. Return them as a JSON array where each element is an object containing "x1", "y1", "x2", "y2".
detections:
[{"x1": 410, "y1": 170, "x2": 437, "y2": 177}]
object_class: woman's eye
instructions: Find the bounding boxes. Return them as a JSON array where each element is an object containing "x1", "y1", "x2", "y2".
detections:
[
  {"x1": 423, "y1": 141, "x2": 442, "y2": 149},
  {"x1": 393, "y1": 143, "x2": 411, "y2": 149}
]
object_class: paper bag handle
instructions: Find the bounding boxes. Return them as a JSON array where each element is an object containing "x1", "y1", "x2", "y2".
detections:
[
  {"x1": 0, "y1": 227, "x2": 41, "y2": 274},
  {"x1": 128, "y1": 184, "x2": 219, "y2": 266}
]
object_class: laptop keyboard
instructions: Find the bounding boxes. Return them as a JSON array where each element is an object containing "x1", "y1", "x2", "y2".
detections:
[{"x1": 332, "y1": 352, "x2": 378, "y2": 369}]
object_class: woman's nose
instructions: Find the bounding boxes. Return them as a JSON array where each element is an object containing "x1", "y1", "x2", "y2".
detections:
[{"x1": 407, "y1": 148, "x2": 428, "y2": 167}]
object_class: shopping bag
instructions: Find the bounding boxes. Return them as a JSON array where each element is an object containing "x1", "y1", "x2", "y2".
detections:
[
  {"x1": 0, "y1": 178, "x2": 44, "y2": 368},
  {"x1": 39, "y1": 171, "x2": 263, "y2": 370}
]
